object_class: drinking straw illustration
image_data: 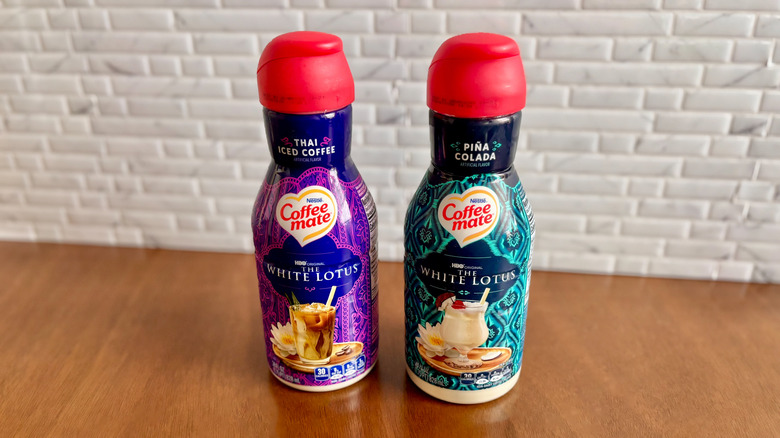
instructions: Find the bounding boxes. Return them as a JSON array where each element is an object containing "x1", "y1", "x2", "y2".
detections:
[
  {"x1": 325, "y1": 286, "x2": 337, "y2": 307},
  {"x1": 479, "y1": 287, "x2": 491, "y2": 305}
]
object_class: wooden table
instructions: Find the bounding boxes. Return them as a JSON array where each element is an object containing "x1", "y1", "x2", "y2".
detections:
[{"x1": 1, "y1": 242, "x2": 778, "y2": 437}]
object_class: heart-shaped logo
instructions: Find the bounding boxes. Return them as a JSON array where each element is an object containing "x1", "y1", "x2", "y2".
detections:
[
  {"x1": 437, "y1": 186, "x2": 500, "y2": 247},
  {"x1": 275, "y1": 186, "x2": 337, "y2": 247}
]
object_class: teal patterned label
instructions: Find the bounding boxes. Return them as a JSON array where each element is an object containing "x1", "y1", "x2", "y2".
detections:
[{"x1": 405, "y1": 173, "x2": 533, "y2": 391}]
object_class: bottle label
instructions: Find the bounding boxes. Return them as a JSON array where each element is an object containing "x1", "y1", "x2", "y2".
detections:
[
  {"x1": 405, "y1": 176, "x2": 533, "y2": 392},
  {"x1": 274, "y1": 136, "x2": 337, "y2": 165},
  {"x1": 254, "y1": 168, "x2": 377, "y2": 388},
  {"x1": 449, "y1": 140, "x2": 501, "y2": 167}
]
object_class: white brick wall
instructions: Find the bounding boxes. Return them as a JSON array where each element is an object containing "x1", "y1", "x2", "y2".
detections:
[{"x1": 1, "y1": 1, "x2": 779, "y2": 283}]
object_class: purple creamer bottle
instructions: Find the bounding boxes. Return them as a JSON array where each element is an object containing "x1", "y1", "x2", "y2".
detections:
[{"x1": 252, "y1": 32, "x2": 378, "y2": 391}]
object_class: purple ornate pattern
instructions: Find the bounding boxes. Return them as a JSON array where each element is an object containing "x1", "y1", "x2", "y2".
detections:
[{"x1": 253, "y1": 167, "x2": 376, "y2": 387}]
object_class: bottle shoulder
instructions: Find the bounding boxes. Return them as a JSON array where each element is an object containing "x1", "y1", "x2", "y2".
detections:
[
  {"x1": 253, "y1": 161, "x2": 374, "y2": 227},
  {"x1": 405, "y1": 164, "x2": 532, "y2": 225},
  {"x1": 417, "y1": 164, "x2": 521, "y2": 187},
  {"x1": 260, "y1": 159, "x2": 363, "y2": 186}
]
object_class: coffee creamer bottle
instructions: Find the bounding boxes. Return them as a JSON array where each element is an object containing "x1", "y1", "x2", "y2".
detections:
[
  {"x1": 253, "y1": 32, "x2": 378, "y2": 391},
  {"x1": 404, "y1": 33, "x2": 534, "y2": 404}
]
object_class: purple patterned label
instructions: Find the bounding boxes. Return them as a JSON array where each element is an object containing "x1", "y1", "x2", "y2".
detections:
[{"x1": 253, "y1": 167, "x2": 378, "y2": 387}]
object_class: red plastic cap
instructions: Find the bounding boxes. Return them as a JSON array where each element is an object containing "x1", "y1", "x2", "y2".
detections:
[
  {"x1": 257, "y1": 31, "x2": 354, "y2": 114},
  {"x1": 428, "y1": 33, "x2": 526, "y2": 118}
]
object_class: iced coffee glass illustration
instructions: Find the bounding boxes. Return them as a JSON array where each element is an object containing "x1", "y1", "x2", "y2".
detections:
[
  {"x1": 440, "y1": 300, "x2": 489, "y2": 367},
  {"x1": 289, "y1": 303, "x2": 336, "y2": 365}
]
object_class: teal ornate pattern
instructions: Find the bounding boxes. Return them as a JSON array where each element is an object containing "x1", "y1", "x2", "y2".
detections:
[{"x1": 404, "y1": 172, "x2": 534, "y2": 391}]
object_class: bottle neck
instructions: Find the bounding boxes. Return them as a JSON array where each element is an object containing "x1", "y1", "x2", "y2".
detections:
[
  {"x1": 264, "y1": 106, "x2": 352, "y2": 168},
  {"x1": 430, "y1": 110, "x2": 521, "y2": 175}
]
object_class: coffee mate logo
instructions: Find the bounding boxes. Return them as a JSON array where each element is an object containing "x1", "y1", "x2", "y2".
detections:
[
  {"x1": 276, "y1": 186, "x2": 337, "y2": 247},
  {"x1": 438, "y1": 186, "x2": 500, "y2": 247}
]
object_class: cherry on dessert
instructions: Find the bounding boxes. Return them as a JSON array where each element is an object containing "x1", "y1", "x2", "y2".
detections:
[{"x1": 435, "y1": 292, "x2": 456, "y2": 309}]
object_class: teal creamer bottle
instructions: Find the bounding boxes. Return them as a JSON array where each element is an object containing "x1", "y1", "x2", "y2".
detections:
[{"x1": 404, "y1": 33, "x2": 534, "y2": 404}]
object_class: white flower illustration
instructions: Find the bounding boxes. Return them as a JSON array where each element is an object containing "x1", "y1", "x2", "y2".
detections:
[
  {"x1": 416, "y1": 322, "x2": 450, "y2": 357},
  {"x1": 270, "y1": 322, "x2": 297, "y2": 357}
]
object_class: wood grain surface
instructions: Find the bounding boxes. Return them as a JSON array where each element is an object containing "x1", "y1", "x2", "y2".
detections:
[{"x1": 0, "y1": 242, "x2": 778, "y2": 437}]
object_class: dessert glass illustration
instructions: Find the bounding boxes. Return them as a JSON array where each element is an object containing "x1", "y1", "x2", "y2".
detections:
[
  {"x1": 439, "y1": 300, "x2": 489, "y2": 369},
  {"x1": 289, "y1": 302, "x2": 336, "y2": 365}
]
